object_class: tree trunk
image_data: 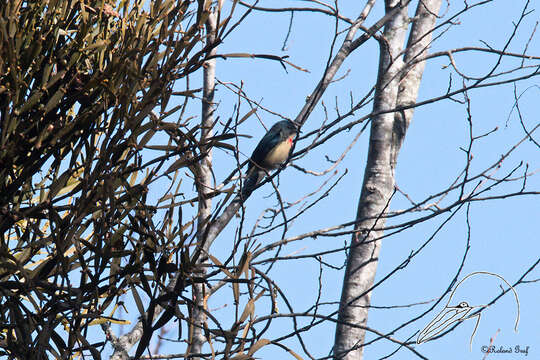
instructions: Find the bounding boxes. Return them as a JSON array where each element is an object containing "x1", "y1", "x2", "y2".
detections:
[
  {"x1": 334, "y1": 1, "x2": 441, "y2": 358},
  {"x1": 191, "y1": 11, "x2": 218, "y2": 359}
]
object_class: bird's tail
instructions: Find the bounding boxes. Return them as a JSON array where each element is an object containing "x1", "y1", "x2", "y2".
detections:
[{"x1": 242, "y1": 167, "x2": 264, "y2": 198}]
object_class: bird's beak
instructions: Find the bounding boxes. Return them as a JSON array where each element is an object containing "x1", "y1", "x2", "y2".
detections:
[{"x1": 416, "y1": 304, "x2": 486, "y2": 344}]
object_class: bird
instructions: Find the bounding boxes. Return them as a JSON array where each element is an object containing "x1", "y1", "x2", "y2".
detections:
[{"x1": 242, "y1": 120, "x2": 298, "y2": 197}]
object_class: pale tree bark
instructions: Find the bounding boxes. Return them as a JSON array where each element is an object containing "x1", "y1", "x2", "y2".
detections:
[
  {"x1": 108, "y1": 13, "x2": 218, "y2": 360},
  {"x1": 393, "y1": 0, "x2": 443, "y2": 165},
  {"x1": 334, "y1": 0, "x2": 442, "y2": 359},
  {"x1": 190, "y1": 11, "x2": 217, "y2": 359}
]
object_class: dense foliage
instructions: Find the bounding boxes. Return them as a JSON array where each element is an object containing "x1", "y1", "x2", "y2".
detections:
[{"x1": 0, "y1": 1, "x2": 218, "y2": 357}]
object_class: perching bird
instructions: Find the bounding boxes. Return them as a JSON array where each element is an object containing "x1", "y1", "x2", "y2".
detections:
[{"x1": 242, "y1": 120, "x2": 298, "y2": 197}]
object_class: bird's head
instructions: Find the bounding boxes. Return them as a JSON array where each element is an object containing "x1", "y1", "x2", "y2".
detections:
[{"x1": 275, "y1": 120, "x2": 299, "y2": 142}]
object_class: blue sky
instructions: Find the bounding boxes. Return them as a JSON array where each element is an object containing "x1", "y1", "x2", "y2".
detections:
[{"x1": 105, "y1": 1, "x2": 540, "y2": 359}]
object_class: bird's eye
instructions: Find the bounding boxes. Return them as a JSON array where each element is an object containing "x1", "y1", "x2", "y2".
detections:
[{"x1": 458, "y1": 301, "x2": 469, "y2": 308}]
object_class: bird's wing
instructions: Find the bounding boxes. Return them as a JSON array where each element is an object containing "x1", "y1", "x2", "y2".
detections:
[{"x1": 249, "y1": 129, "x2": 282, "y2": 169}]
